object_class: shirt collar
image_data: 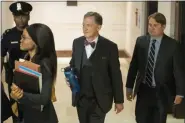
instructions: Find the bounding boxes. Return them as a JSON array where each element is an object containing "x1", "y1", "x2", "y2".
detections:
[
  {"x1": 86, "y1": 36, "x2": 99, "y2": 43},
  {"x1": 94, "y1": 36, "x2": 98, "y2": 43},
  {"x1": 151, "y1": 36, "x2": 162, "y2": 43}
]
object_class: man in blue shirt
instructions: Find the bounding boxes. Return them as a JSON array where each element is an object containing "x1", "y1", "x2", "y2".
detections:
[{"x1": 126, "y1": 12, "x2": 185, "y2": 123}]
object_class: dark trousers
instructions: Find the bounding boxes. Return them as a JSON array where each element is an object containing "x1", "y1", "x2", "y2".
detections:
[
  {"x1": 135, "y1": 83, "x2": 168, "y2": 123},
  {"x1": 76, "y1": 96, "x2": 106, "y2": 123}
]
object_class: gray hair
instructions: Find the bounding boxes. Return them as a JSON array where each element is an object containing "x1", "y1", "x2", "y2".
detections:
[{"x1": 84, "y1": 11, "x2": 103, "y2": 25}]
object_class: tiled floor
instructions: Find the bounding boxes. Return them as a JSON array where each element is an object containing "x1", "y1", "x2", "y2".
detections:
[{"x1": 2, "y1": 61, "x2": 184, "y2": 123}]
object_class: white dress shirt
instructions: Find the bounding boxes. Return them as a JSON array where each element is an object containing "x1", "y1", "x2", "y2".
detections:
[{"x1": 85, "y1": 36, "x2": 98, "y2": 59}]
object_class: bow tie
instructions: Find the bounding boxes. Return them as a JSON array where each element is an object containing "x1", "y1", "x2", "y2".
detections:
[{"x1": 84, "y1": 40, "x2": 96, "y2": 48}]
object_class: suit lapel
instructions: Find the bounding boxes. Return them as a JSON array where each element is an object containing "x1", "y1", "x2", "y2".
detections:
[
  {"x1": 144, "y1": 35, "x2": 151, "y2": 63},
  {"x1": 154, "y1": 35, "x2": 167, "y2": 71},
  {"x1": 76, "y1": 37, "x2": 85, "y2": 71}
]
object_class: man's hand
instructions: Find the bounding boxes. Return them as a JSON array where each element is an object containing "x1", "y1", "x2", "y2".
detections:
[
  {"x1": 65, "y1": 78, "x2": 70, "y2": 87},
  {"x1": 115, "y1": 103, "x2": 124, "y2": 114},
  {"x1": 65, "y1": 75, "x2": 78, "y2": 88},
  {"x1": 174, "y1": 95, "x2": 183, "y2": 105},
  {"x1": 126, "y1": 90, "x2": 133, "y2": 101}
]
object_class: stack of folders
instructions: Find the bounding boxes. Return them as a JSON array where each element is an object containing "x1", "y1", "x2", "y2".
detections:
[{"x1": 14, "y1": 59, "x2": 43, "y2": 111}]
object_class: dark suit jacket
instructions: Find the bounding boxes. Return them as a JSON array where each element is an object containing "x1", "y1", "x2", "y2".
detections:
[
  {"x1": 70, "y1": 35, "x2": 124, "y2": 113},
  {"x1": 126, "y1": 34, "x2": 185, "y2": 97},
  {"x1": 18, "y1": 58, "x2": 58, "y2": 123}
]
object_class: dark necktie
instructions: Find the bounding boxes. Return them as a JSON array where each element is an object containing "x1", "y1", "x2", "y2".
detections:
[
  {"x1": 84, "y1": 40, "x2": 96, "y2": 48},
  {"x1": 145, "y1": 39, "x2": 156, "y2": 87}
]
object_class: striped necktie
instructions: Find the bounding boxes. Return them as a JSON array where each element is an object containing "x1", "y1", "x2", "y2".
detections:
[{"x1": 145, "y1": 39, "x2": 156, "y2": 87}]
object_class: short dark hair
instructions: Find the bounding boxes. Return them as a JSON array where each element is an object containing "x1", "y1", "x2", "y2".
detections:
[
  {"x1": 84, "y1": 11, "x2": 103, "y2": 25},
  {"x1": 148, "y1": 12, "x2": 166, "y2": 25}
]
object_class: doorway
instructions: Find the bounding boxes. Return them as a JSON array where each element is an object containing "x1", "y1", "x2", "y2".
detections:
[{"x1": 145, "y1": 1, "x2": 158, "y2": 35}]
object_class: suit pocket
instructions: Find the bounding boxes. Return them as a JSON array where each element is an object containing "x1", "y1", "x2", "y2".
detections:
[
  {"x1": 101, "y1": 56, "x2": 107, "y2": 60},
  {"x1": 100, "y1": 56, "x2": 108, "y2": 64}
]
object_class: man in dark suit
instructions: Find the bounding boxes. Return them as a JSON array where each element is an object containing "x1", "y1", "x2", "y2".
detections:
[
  {"x1": 69, "y1": 11, "x2": 124, "y2": 123},
  {"x1": 126, "y1": 12, "x2": 185, "y2": 123}
]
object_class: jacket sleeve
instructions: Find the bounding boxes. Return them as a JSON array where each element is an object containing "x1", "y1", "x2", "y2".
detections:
[
  {"x1": 126, "y1": 37, "x2": 139, "y2": 89},
  {"x1": 70, "y1": 39, "x2": 76, "y2": 67},
  {"x1": 173, "y1": 42, "x2": 185, "y2": 96},
  {"x1": 109, "y1": 43, "x2": 124, "y2": 103}
]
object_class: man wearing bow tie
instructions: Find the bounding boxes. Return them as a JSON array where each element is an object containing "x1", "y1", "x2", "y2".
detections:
[{"x1": 69, "y1": 11, "x2": 124, "y2": 123}]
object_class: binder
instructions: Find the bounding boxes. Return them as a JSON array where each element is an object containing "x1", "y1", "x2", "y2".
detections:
[
  {"x1": 14, "y1": 59, "x2": 42, "y2": 92},
  {"x1": 18, "y1": 65, "x2": 42, "y2": 92},
  {"x1": 14, "y1": 59, "x2": 56, "y2": 104},
  {"x1": 14, "y1": 69, "x2": 40, "y2": 94},
  {"x1": 14, "y1": 59, "x2": 43, "y2": 111}
]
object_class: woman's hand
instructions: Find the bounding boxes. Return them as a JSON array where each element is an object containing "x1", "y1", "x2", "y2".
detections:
[{"x1": 10, "y1": 83, "x2": 23, "y2": 100}]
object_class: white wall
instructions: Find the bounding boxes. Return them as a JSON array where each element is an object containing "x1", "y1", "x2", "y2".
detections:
[
  {"x1": 1, "y1": 2, "x2": 14, "y2": 33},
  {"x1": 24, "y1": 1, "x2": 127, "y2": 50},
  {"x1": 158, "y1": 2, "x2": 176, "y2": 38},
  {"x1": 1, "y1": 1, "x2": 145, "y2": 56},
  {"x1": 124, "y1": 2, "x2": 146, "y2": 56}
]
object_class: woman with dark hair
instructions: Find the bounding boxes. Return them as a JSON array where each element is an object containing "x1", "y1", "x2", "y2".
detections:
[{"x1": 10, "y1": 23, "x2": 58, "y2": 123}]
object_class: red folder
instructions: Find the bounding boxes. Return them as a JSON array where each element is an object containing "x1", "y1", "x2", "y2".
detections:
[{"x1": 15, "y1": 60, "x2": 40, "y2": 72}]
